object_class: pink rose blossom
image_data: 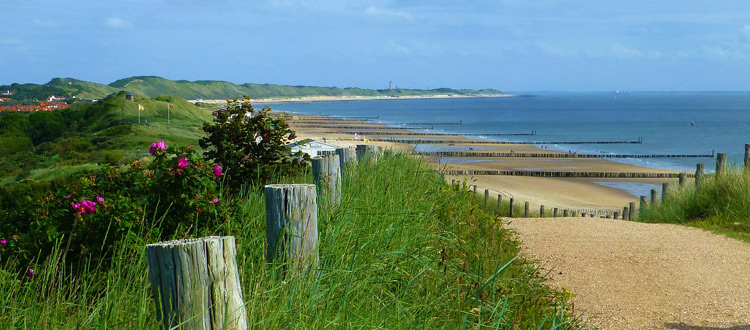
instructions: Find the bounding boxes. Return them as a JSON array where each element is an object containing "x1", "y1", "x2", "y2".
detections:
[
  {"x1": 213, "y1": 165, "x2": 223, "y2": 177},
  {"x1": 0, "y1": 239, "x2": 6, "y2": 245},
  {"x1": 198, "y1": 207, "x2": 202, "y2": 212},
  {"x1": 96, "y1": 196, "x2": 105, "y2": 203},
  {"x1": 213, "y1": 198, "x2": 220, "y2": 204},
  {"x1": 65, "y1": 195, "x2": 71, "y2": 199},
  {"x1": 177, "y1": 157, "x2": 189, "y2": 169},
  {"x1": 193, "y1": 195, "x2": 200, "y2": 200},
  {"x1": 27, "y1": 269, "x2": 34, "y2": 277},
  {"x1": 149, "y1": 141, "x2": 167, "y2": 154}
]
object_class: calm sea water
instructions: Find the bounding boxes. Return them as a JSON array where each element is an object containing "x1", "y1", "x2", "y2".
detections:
[{"x1": 270, "y1": 92, "x2": 750, "y2": 173}]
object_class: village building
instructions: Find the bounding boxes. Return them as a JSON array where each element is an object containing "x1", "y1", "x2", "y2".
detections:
[
  {"x1": 1, "y1": 90, "x2": 14, "y2": 96},
  {"x1": 287, "y1": 138, "x2": 339, "y2": 158}
]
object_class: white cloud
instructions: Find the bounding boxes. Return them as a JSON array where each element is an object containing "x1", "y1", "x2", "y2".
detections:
[
  {"x1": 609, "y1": 43, "x2": 642, "y2": 59},
  {"x1": 105, "y1": 17, "x2": 131, "y2": 29},
  {"x1": 385, "y1": 39, "x2": 410, "y2": 54},
  {"x1": 364, "y1": 6, "x2": 413, "y2": 20}
]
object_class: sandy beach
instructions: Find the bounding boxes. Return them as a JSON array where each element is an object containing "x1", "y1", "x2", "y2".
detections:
[{"x1": 286, "y1": 113, "x2": 687, "y2": 211}]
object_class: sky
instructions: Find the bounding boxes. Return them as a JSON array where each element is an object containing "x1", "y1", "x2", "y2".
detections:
[{"x1": 2, "y1": 0, "x2": 750, "y2": 91}]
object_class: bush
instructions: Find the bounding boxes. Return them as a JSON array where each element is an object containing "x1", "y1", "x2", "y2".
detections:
[{"x1": 200, "y1": 97, "x2": 310, "y2": 191}]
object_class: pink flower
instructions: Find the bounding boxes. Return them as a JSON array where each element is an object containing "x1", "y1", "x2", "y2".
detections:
[
  {"x1": 197, "y1": 207, "x2": 202, "y2": 212},
  {"x1": 26, "y1": 269, "x2": 34, "y2": 277},
  {"x1": 149, "y1": 141, "x2": 167, "y2": 154},
  {"x1": 0, "y1": 239, "x2": 6, "y2": 245},
  {"x1": 72, "y1": 199, "x2": 97, "y2": 214},
  {"x1": 177, "y1": 157, "x2": 189, "y2": 169},
  {"x1": 65, "y1": 194, "x2": 71, "y2": 199},
  {"x1": 11, "y1": 235, "x2": 18, "y2": 241},
  {"x1": 213, "y1": 165, "x2": 223, "y2": 177},
  {"x1": 212, "y1": 198, "x2": 220, "y2": 204},
  {"x1": 96, "y1": 196, "x2": 105, "y2": 203},
  {"x1": 193, "y1": 194, "x2": 200, "y2": 200}
]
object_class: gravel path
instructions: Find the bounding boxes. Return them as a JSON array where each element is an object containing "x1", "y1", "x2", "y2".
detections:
[{"x1": 503, "y1": 217, "x2": 750, "y2": 330}]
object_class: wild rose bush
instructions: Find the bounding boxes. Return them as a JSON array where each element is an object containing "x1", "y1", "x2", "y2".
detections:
[{"x1": 0, "y1": 141, "x2": 232, "y2": 274}]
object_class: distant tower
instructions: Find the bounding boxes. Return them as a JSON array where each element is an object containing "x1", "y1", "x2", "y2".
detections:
[{"x1": 389, "y1": 81, "x2": 394, "y2": 90}]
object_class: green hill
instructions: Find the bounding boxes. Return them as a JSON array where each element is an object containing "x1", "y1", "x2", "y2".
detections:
[
  {"x1": 0, "y1": 78, "x2": 118, "y2": 102},
  {"x1": 0, "y1": 91, "x2": 214, "y2": 184},
  {"x1": 109, "y1": 76, "x2": 504, "y2": 99}
]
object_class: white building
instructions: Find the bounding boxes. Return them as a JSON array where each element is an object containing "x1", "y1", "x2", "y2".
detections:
[{"x1": 287, "y1": 138, "x2": 339, "y2": 158}]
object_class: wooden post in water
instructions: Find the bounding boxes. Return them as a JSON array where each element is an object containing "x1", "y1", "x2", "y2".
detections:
[
  {"x1": 678, "y1": 173, "x2": 686, "y2": 186},
  {"x1": 484, "y1": 189, "x2": 489, "y2": 207},
  {"x1": 745, "y1": 144, "x2": 750, "y2": 170},
  {"x1": 312, "y1": 155, "x2": 342, "y2": 206},
  {"x1": 553, "y1": 207, "x2": 559, "y2": 217},
  {"x1": 356, "y1": 144, "x2": 380, "y2": 163},
  {"x1": 264, "y1": 184, "x2": 318, "y2": 274},
  {"x1": 650, "y1": 189, "x2": 658, "y2": 206},
  {"x1": 146, "y1": 236, "x2": 247, "y2": 330},
  {"x1": 696, "y1": 163, "x2": 704, "y2": 186},
  {"x1": 628, "y1": 202, "x2": 636, "y2": 220},
  {"x1": 509, "y1": 198, "x2": 515, "y2": 217},
  {"x1": 716, "y1": 153, "x2": 727, "y2": 176},
  {"x1": 524, "y1": 202, "x2": 529, "y2": 218},
  {"x1": 540, "y1": 205, "x2": 545, "y2": 217}
]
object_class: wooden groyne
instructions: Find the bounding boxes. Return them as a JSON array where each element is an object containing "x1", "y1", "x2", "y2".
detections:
[
  {"x1": 385, "y1": 138, "x2": 644, "y2": 145},
  {"x1": 445, "y1": 170, "x2": 691, "y2": 178},
  {"x1": 404, "y1": 121, "x2": 463, "y2": 125},
  {"x1": 420, "y1": 151, "x2": 715, "y2": 159},
  {"x1": 304, "y1": 131, "x2": 535, "y2": 136},
  {"x1": 290, "y1": 125, "x2": 434, "y2": 130}
]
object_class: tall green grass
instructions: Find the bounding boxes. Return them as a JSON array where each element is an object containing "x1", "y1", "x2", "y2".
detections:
[
  {"x1": 1, "y1": 152, "x2": 581, "y2": 328},
  {"x1": 639, "y1": 167, "x2": 750, "y2": 242}
]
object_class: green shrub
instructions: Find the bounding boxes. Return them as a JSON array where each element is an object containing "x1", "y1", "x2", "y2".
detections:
[{"x1": 199, "y1": 97, "x2": 310, "y2": 191}]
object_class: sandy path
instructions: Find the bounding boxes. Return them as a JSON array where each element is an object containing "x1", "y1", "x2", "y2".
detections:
[{"x1": 503, "y1": 217, "x2": 750, "y2": 330}]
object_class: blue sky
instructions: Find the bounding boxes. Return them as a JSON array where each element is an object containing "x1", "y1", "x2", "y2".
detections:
[{"x1": 2, "y1": 0, "x2": 750, "y2": 91}]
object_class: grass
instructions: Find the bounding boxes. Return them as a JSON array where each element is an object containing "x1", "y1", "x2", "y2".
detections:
[
  {"x1": 639, "y1": 166, "x2": 750, "y2": 242},
  {"x1": 1, "y1": 151, "x2": 582, "y2": 329}
]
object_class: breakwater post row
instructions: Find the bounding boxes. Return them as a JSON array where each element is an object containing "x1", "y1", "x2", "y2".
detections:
[
  {"x1": 445, "y1": 170, "x2": 691, "y2": 179},
  {"x1": 385, "y1": 138, "x2": 644, "y2": 145},
  {"x1": 420, "y1": 151, "x2": 714, "y2": 159}
]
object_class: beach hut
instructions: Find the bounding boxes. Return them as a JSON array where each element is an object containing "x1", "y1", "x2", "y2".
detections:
[{"x1": 287, "y1": 138, "x2": 339, "y2": 158}]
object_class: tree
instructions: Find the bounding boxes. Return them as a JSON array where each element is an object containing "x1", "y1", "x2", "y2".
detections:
[{"x1": 199, "y1": 97, "x2": 309, "y2": 190}]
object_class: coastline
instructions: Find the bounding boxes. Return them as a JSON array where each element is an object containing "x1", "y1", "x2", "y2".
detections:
[
  {"x1": 191, "y1": 93, "x2": 514, "y2": 105},
  {"x1": 285, "y1": 113, "x2": 688, "y2": 211}
]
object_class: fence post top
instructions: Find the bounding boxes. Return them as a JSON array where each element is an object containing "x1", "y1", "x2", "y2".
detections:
[
  {"x1": 146, "y1": 236, "x2": 234, "y2": 248},
  {"x1": 265, "y1": 184, "x2": 316, "y2": 189}
]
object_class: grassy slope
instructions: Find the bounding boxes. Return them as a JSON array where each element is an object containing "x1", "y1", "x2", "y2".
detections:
[
  {"x1": 0, "y1": 152, "x2": 580, "y2": 329},
  {"x1": 639, "y1": 167, "x2": 750, "y2": 242},
  {"x1": 0, "y1": 78, "x2": 118, "y2": 101}
]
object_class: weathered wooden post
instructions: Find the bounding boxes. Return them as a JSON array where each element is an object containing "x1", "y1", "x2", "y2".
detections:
[
  {"x1": 524, "y1": 202, "x2": 529, "y2": 218},
  {"x1": 553, "y1": 207, "x2": 558, "y2": 217},
  {"x1": 356, "y1": 144, "x2": 380, "y2": 163},
  {"x1": 264, "y1": 184, "x2": 318, "y2": 274},
  {"x1": 509, "y1": 198, "x2": 515, "y2": 217},
  {"x1": 312, "y1": 155, "x2": 342, "y2": 206},
  {"x1": 662, "y1": 183, "x2": 670, "y2": 202},
  {"x1": 745, "y1": 144, "x2": 750, "y2": 170},
  {"x1": 695, "y1": 163, "x2": 704, "y2": 186},
  {"x1": 484, "y1": 189, "x2": 489, "y2": 207},
  {"x1": 573, "y1": 211, "x2": 579, "y2": 217},
  {"x1": 628, "y1": 202, "x2": 636, "y2": 220},
  {"x1": 451, "y1": 179, "x2": 455, "y2": 185},
  {"x1": 716, "y1": 153, "x2": 727, "y2": 176},
  {"x1": 540, "y1": 205, "x2": 545, "y2": 217},
  {"x1": 335, "y1": 147, "x2": 357, "y2": 173},
  {"x1": 563, "y1": 209, "x2": 569, "y2": 217},
  {"x1": 650, "y1": 189, "x2": 658, "y2": 206},
  {"x1": 640, "y1": 195, "x2": 648, "y2": 210},
  {"x1": 473, "y1": 185, "x2": 477, "y2": 197},
  {"x1": 606, "y1": 214, "x2": 611, "y2": 219},
  {"x1": 678, "y1": 173, "x2": 686, "y2": 186},
  {"x1": 146, "y1": 236, "x2": 247, "y2": 330},
  {"x1": 614, "y1": 211, "x2": 620, "y2": 220},
  {"x1": 623, "y1": 207, "x2": 629, "y2": 220},
  {"x1": 497, "y1": 194, "x2": 502, "y2": 212}
]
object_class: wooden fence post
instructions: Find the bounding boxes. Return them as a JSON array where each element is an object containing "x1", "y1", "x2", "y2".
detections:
[
  {"x1": 509, "y1": 198, "x2": 515, "y2": 217},
  {"x1": 484, "y1": 189, "x2": 489, "y2": 207},
  {"x1": 745, "y1": 144, "x2": 750, "y2": 170},
  {"x1": 497, "y1": 194, "x2": 502, "y2": 211},
  {"x1": 662, "y1": 183, "x2": 670, "y2": 202},
  {"x1": 264, "y1": 184, "x2": 318, "y2": 274},
  {"x1": 335, "y1": 147, "x2": 357, "y2": 173},
  {"x1": 716, "y1": 153, "x2": 727, "y2": 176},
  {"x1": 614, "y1": 211, "x2": 619, "y2": 220},
  {"x1": 678, "y1": 173, "x2": 686, "y2": 186},
  {"x1": 695, "y1": 163, "x2": 704, "y2": 186},
  {"x1": 650, "y1": 189, "x2": 658, "y2": 205},
  {"x1": 628, "y1": 202, "x2": 636, "y2": 220},
  {"x1": 473, "y1": 185, "x2": 477, "y2": 197},
  {"x1": 524, "y1": 202, "x2": 529, "y2": 218},
  {"x1": 553, "y1": 207, "x2": 558, "y2": 217},
  {"x1": 563, "y1": 209, "x2": 569, "y2": 217},
  {"x1": 312, "y1": 155, "x2": 342, "y2": 206},
  {"x1": 640, "y1": 195, "x2": 648, "y2": 210},
  {"x1": 540, "y1": 205, "x2": 545, "y2": 218},
  {"x1": 356, "y1": 144, "x2": 380, "y2": 163},
  {"x1": 146, "y1": 236, "x2": 247, "y2": 330}
]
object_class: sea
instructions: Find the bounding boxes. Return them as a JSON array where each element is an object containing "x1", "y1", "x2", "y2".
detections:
[{"x1": 270, "y1": 92, "x2": 750, "y2": 197}]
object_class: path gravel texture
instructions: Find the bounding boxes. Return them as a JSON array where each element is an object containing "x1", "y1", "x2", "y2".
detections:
[{"x1": 503, "y1": 217, "x2": 750, "y2": 330}]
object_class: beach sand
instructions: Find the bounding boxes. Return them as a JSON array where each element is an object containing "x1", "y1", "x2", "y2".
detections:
[{"x1": 286, "y1": 114, "x2": 684, "y2": 211}]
